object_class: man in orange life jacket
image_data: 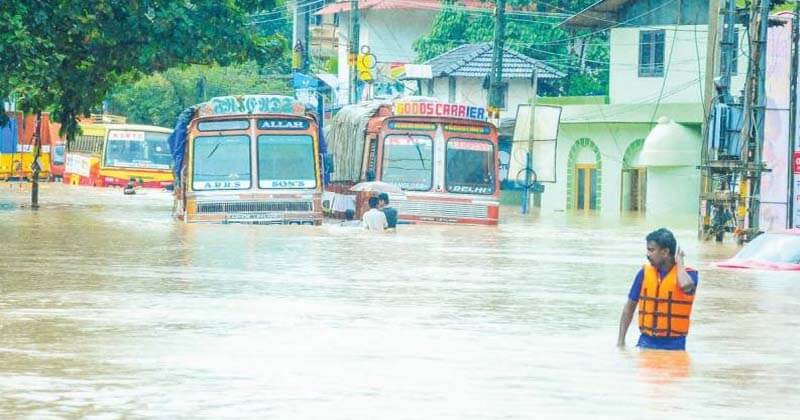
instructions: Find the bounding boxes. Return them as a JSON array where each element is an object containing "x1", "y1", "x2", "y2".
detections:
[{"x1": 617, "y1": 228, "x2": 698, "y2": 351}]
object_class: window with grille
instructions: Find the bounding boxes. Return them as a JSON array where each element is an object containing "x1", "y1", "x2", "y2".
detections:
[{"x1": 639, "y1": 30, "x2": 665, "y2": 77}]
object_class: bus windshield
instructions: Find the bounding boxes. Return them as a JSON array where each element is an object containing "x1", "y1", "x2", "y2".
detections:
[
  {"x1": 381, "y1": 134, "x2": 433, "y2": 191},
  {"x1": 446, "y1": 138, "x2": 495, "y2": 195},
  {"x1": 105, "y1": 130, "x2": 172, "y2": 170},
  {"x1": 192, "y1": 135, "x2": 251, "y2": 190},
  {"x1": 257, "y1": 135, "x2": 316, "y2": 189}
]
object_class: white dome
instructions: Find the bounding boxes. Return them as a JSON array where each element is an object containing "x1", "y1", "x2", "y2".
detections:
[{"x1": 639, "y1": 117, "x2": 701, "y2": 167}]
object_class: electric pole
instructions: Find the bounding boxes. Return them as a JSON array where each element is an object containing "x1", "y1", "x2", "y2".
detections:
[
  {"x1": 349, "y1": 0, "x2": 360, "y2": 104},
  {"x1": 788, "y1": 0, "x2": 799, "y2": 228},
  {"x1": 699, "y1": 0, "x2": 745, "y2": 242},
  {"x1": 741, "y1": 0, "x2": 770, "y2": 239},
  {"x1": 30, "y1": 112, "x2": 42, "y2": 209},
  {"x1": 488, "y1": 0, "x2": 506, "y2": 118}
]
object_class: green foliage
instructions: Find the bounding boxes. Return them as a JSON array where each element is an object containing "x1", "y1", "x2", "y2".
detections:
[
  {"x1": 107, "y1": 62, "x2": 292, "y2": 126},
  {"x1": 0, "y1": 0, "x2": 283, "y2": 141},
  {"x1": 413, "y1": 0, "x2": 609, "y2": 96}
]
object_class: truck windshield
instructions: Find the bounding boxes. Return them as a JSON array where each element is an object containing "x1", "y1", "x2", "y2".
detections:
[
  {"x1": 381, "y1": 134, "x2": 433, "y2": 191},
  {"x1": 192, "y1": 135, "x2": 251, "y2": 190},
  {"x1": 104, "y1": 131, "x2": 172, "y2": 170},
  {"x1": 445, "y1": 139, "x2": 495, "y2": 195},
  {"x1": 257, "y1": 135, "x2": 316, "y2": 189}
]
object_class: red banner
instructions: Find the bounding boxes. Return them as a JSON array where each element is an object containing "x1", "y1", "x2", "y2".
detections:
[{"x1": 794, "y1": 151, "x2": 800, "y2": 174}]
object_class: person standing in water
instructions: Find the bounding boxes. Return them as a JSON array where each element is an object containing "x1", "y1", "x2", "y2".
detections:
[
  {"x1": 377, "y1": 193, "x2": 398, "y2": 229},
  {"x1": 362, "y1": 196, "x2": 387, "y2": 231},
  {"x1": 618, "y1": 228, "x2": 698, "y2": 350}
]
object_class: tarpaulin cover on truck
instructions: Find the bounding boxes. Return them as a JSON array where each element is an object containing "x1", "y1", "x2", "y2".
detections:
[
  {"x1": 166, "y1": 106, "x2": 196, "y2": 181},
  {"x1": 325, "y1": 100, "x2": 387, "y2": 182}
]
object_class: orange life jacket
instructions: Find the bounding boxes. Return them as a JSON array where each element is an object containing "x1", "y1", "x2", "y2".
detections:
[{"x1": 638, "y1": 264, "x2": 696, "y2": 337}]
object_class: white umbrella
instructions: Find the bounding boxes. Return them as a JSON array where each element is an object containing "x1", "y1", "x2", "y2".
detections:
[{"x1": 349, "y1": 181, "x2": 404, "y2": 194}]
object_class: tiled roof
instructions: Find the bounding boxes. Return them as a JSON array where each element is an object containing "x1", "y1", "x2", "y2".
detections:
[{"x1": 425, "y1": 43, "x2": 565, "y2": 80}]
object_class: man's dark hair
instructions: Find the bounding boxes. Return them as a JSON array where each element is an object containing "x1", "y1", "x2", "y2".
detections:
[
  {"x1": 368, "y1": 196, "x2": 379, "y2": 209},
  {"x1": 646, "y1": 228, "x2": 677, "y2": 256},
  {"x1": 378, "y1": 192, "x2": 389, "y2": 204}
]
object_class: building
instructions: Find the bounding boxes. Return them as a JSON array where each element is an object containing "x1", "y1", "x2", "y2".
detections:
[
  {"x1": 530, "y1": 0, "x2": 749, "y2": 217},
  {"x1": 313, "y1": 0, "x2": 501, "y2": 105}
]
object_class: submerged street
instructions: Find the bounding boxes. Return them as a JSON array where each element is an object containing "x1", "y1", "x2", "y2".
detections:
[{"x1": 1, "y1": 184, "x2": 798, "y2": 418}]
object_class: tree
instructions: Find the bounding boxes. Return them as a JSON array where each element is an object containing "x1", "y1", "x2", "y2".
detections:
[
  {"x1": 413, "y1": 0, "x2": 609, "y2": 96},
  {"x1": 0, "y1": 0, "x2": 283, "y2": 140},
  {"x1": 0, "y1": 0, "x2": 284, "y2": 206},
  {"x1": 107, "y1": 62, "x2": 293, "y2": 127}
]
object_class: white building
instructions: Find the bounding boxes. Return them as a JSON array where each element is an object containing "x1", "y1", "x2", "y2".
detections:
[{"x1": 531, "y1": 0, "x2": 748, "y2": 217}]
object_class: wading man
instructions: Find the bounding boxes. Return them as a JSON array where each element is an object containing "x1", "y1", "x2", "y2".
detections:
[{"x1": 618, "y1": 228, "x2": 698, "y2": 351}]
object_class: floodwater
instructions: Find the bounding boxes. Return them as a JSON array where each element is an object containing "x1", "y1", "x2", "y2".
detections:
[{"x1": 1, "y1": 183, "x2": 798, "y2": 419}]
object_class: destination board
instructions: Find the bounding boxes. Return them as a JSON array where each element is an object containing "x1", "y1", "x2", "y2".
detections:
[
  {"x1": 444, "y1": 124, "x2": 491, "y2": 135},
  {"x1": 387, "y1": 121, "x2": 436, "y2": 131},
  {"x1": 198, "y1": 95, "x2": 306, "y2": 117},
  {"x1": 447, "y1": 140, "x2": 493, "y2": 152}
]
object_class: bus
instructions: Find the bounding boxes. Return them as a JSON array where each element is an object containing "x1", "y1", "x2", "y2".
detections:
[
  {"x1": 326, "y1": 98, "x2": 501, "y2": 225},
  {"x1": 63, "y1": 121, "x2": 173, "y2": 188},
  {"x1": 0, "y1": 112, "x2": 58, "y2": 180},
  {"x1": 169, "y1": 94, "x2": 324, "y2": 224}
]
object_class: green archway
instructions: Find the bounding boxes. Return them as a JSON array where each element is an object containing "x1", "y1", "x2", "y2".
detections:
[
  {"x1": 565, "y1": 137, "x2": 602, "y2": 210},
  {"x1": 622, "y1": 138, "x2": 645, "y2": 169}
]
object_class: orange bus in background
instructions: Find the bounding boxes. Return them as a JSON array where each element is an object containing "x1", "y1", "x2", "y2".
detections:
[
  {"x1": 0, "y1": 112, "x2": 60, "y2": 180},
  {"x1": 64, "y1": 119, "x2": 173, "y2": 188}
]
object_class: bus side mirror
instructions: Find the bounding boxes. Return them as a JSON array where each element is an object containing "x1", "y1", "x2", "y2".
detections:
[{"x1": 324, "y1": 153, "x2": 335, "y2": 174}]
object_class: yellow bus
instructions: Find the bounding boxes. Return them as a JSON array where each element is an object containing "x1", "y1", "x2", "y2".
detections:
[{"x1": 64, "y1": 121, "x2": 173, "y2": 188}]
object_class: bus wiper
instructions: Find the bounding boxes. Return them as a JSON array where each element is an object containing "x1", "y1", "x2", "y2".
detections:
[{"x1": 206, "y1": 143, "x2": 221, "y2": 159}]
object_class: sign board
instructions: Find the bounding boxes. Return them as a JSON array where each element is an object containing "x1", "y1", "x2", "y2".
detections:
[
  {"x1": 509, "y1": 104, "x2": 563, "y2": 183},
  {"x1": 393, "y1": 102, "x2": 487, "y2": 121},
  {"x1": 257, "y1": 119, "x2": 309, "y2": 130},
  {"x1": 65, "y1": 153, "x2": 91, "y2": 177},
  {"x1": 795, "y1": 177, "x2": 800, "y2": 228},
  {"x1": 108, "y1": 130, "x2": 145, "y2": 141},
  {"x1": 794, "y1": 151, "x2": 800, "y2": 174},
  {"x1": 199, "y1": 95, "x2": 306, "y2": 118}
]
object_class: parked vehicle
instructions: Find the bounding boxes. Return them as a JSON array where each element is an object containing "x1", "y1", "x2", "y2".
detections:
[
  {"x1": 168, "y1": 94, "x2": 323, "y2": 224},
  {"x1": 325, "y1": 98, "x2": 500, "y2": 225},
  {"x1": 716, "y1": 230, "x2": 800, "y2": 271}
]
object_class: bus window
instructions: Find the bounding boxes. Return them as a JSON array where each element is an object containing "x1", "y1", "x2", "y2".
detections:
[
  {"x1": 105, "y1": 131, "x2": 171, "y2": 169},
  {"x1": 52, "y1": 144, "x2": 65, "y2": 165},
  {"x1": 256, "y1": 135, "x2": 316, "y2": 189},
  {"x1": 445, "y1": 139, "x2": 495, "y2": 195},
  {"x1": 381, "y1": 135, "x2": 433, "y2": 191},
  {"x1": 192, "y1": 135, "x2": 251, "y2": 190}
]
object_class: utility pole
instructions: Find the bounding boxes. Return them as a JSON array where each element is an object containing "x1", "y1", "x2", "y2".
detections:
[
  {"x1": 699, "y1": 0, "x2": 741, "y2": 242},
  {"x1": 349, "y1": 0, "x2": 360, "y2": 104},
  {"x1": 30, "y1": 112, "x2": 42, "y2": 209},
  {"x1": 292, "y1": 1, "x2": 311, "y2": 73},
  {"x1": 488, "y1": 0, "x2": 506, "y2": 118},
  {"x1": 522, "y1": 70, "x2": 538, "y2": 215},
  {"x1": 741, "y1": 0, "x2": 770, "y2": 239},
  {"x1": 789, "y1": 1, "x2": 799, "y2": 228}
]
